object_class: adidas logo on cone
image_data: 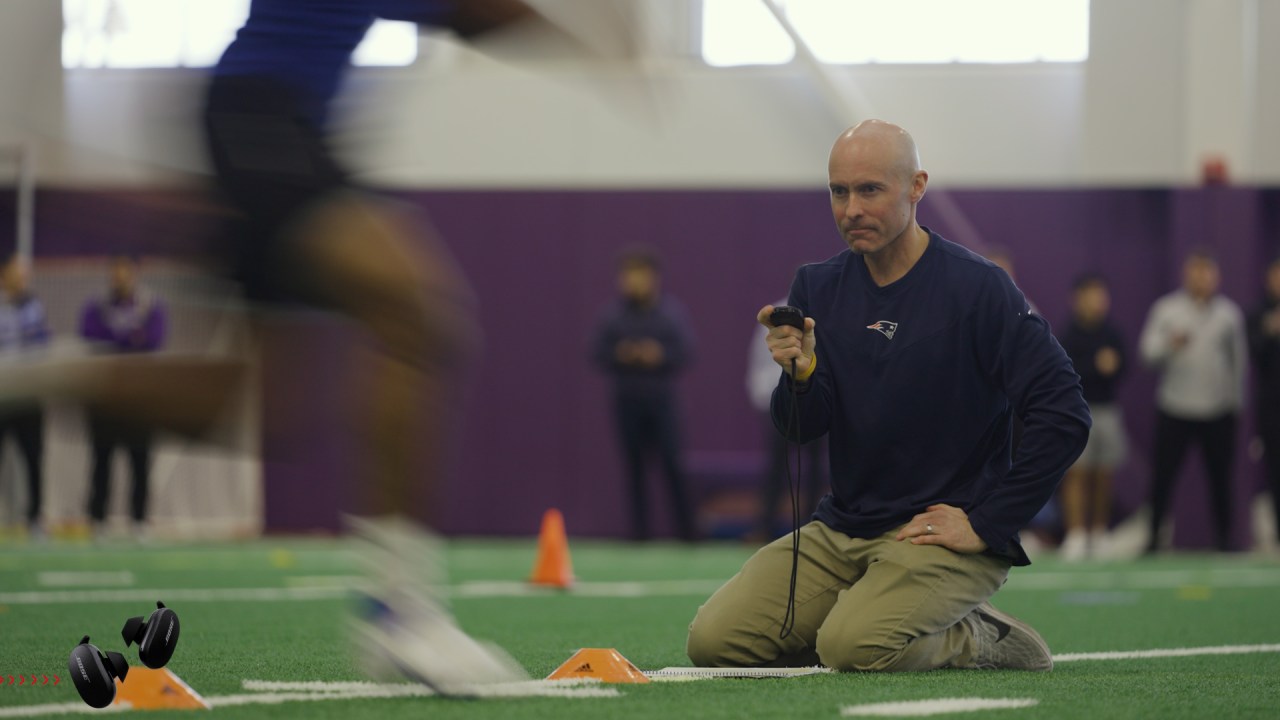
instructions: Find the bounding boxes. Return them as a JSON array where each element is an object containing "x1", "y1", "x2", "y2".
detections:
[{"x1": 546, "y1": 649, "x2": 649, "y2": 684}]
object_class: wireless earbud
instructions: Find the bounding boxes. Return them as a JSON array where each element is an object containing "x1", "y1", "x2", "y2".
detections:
[
  {"x1": 68, "y1": 636, "x2": 129, "y2": 709},
  {"x1": 122, "y1": 601, "x2": 180, "y2": 669}
]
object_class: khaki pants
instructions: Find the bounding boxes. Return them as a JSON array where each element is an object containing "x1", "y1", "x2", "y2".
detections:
[{"x1": 687, "y1": 521, "x2": 1011, "y2": 672}]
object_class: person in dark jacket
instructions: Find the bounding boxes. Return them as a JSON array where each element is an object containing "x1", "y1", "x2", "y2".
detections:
[
  {"x1": 1058, "y1": 273, "x2": 1129, "y2": 561},
  {"x1": 687, "y1": 120, "x2": 1089, "y2": 674},
  {"x1": 1248, "y1": 257, "x2": 1280, "y2": 547},
  {"x1": 593, "y1": 248, "x2": 696, "y2": 541}
]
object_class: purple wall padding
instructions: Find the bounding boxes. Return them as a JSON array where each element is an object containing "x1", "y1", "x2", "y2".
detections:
[{"x1": 15, "y1": 187, "x2": 1280, "y2": 547}]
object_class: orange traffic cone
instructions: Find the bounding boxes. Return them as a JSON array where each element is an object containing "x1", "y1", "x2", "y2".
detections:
[
  {"x1": 113, "y1": 667, "x2": 209, "y2": 710},
  {"x1": 529, "y1": 508, "x2": 574, "y2": 588},
  {"x1": 546, "y1": 648, "x2": 650, "y2": 684}
]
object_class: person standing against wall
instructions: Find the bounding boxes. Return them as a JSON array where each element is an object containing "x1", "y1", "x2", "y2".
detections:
[
  {"x1": 80, "y1": 255, "x2": 167, "y2": 541},
  {"x1": 593, "y1": 248, "x2": 696, "y2": 541},
  {"x1": 1248, "y1": 257, "x2": 1280, "y2": 550},
  {"x1": 0, "y1": 255, "x2": 50, "y2": 540},
  {"x1": 1139, "y1": 249, "x2": 1246, "y2": 553},
  {"x1": 1058, "y1": 273, "x2": 1128, "y2": 561}
]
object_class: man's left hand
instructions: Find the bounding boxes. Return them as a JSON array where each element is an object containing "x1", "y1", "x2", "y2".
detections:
[{"x1": 896, "y1": 504, "x2": 988, "y2": 554}]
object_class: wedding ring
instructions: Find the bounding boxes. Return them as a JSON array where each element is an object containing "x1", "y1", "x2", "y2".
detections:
[{"x1": 925, "y1": 523, "x2": 935, "y2": 535}]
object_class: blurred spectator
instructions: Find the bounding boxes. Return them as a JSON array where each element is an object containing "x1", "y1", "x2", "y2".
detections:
[
  {"x1": 1139, "y1": 250, "x2": 1246, "y2": 552},
  {"x1": 592, "y1": 248, "x2": 695, "y2": 541},
  {"x1": 746, "y1": 299, "x2": 825, "y2": 540},
  {"x1": 0, "y1": 255, "x2": 50, "y2": 539},
  {"x1": 1248, "y1": 257, "x2": 1280, "y2": 548},
  {"x1": 80, "y1": 255, "x2": 167, "y2": 540},
  {"x1": 1058, "y1": 273, "x2": 1128, "y2": 561}
]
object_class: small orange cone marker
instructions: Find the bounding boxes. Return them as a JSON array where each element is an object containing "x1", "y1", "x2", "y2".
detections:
[
  {"x1": 529, "y1": 508, "x2": 574, "y2": 588},
  {"x1": 545, "y1": 648, "x2": 650, "y2": 684},
  {"x1": 113, "y1": 667, "x2": 209, "y2": 710}
]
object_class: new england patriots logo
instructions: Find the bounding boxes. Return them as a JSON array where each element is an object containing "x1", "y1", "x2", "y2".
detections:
[{"x1": 866, "y1": 320, "x2": 898, "y2": 340}]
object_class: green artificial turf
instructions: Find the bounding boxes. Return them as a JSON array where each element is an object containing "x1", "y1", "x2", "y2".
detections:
[{"x1": 1, "y1": 539, "x2": 1278, "y2": 718}]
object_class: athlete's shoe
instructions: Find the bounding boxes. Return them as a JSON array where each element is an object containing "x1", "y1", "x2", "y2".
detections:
[
  {"x1": 966, "y1": 601, "x2": 1053, "y2": 671},
  {"x1": 347, "y1": 515, "x2": 529, "y2": 697},
  {"x1": 351, "y1": 593, "x2": 528, "y2": 697}
]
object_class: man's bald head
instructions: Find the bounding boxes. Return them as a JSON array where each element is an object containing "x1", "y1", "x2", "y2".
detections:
[
  {"x1": 826, "y1": 120, "x2": 928, "y2": 260},
  {"x1": 830, "y1": 119, "x2": 921, "y2": 183}
]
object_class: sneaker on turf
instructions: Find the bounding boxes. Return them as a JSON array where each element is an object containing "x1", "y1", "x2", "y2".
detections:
[
  {"x1": 966, "y1": 601, "x2": 1053, "y2": 671},
  {"x1": 351, "y1": 593, "x2": 529, "y2": 697},
  {"x1": 347, "y1": 515, "x2": 529, "y2": 697}
]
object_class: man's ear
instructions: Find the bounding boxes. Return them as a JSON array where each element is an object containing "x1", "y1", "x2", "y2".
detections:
[{"x1": 911, "y1": 171, "x2": 929, "y2": 203}]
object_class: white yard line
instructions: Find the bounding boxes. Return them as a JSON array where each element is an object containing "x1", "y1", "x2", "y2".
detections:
[
  {"x1": 0, "y1": 680, "x2": 617, "y2": 718},
  {"x1": 35, "y1": 572, "x2": 134, "y2": 588},
  {"x1": 238, "y1": 678, "x2": 619, "y2": 699},
  {"x1": 3, "y1": 644, "x2": 1280, "y2": 718},
  {"x1": 1053, "y1": 643, "x2": 1280, "y2": 663},
  {"x1": 0, "y1": 586, "x2": 348, "y2": 605},
  {"x1": 840, "y1": 698, "x2": 1038, "y2": 717},
  {"x1": 6, "y1": 565, "x2": 1279, "y2": 606}
]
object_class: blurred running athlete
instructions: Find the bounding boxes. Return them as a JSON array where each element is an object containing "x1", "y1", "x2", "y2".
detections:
[{"x1": 204, "y1": 0, "x2": 626, "y2": 694}]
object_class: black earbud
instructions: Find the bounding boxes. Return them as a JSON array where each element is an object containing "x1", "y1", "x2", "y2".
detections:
[
  {"x1": 68, "y1": 636, "x2": 129, "y2": 709},
  {"x1": 122, "y1": 601, "x2": 180, "y2": 669}
]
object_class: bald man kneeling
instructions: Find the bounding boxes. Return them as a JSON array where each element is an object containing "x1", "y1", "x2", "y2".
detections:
[{"x1": 686, "y1": 121, "x2": 1091, "y2": 673}]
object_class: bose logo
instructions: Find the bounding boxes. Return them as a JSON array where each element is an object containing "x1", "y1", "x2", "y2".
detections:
[
  {"x1": 165, "y1": 619, "x2": 175, "y2": 645},
  {"x1": 75, "y1": 655, "x2": 91, "y2": 682}
]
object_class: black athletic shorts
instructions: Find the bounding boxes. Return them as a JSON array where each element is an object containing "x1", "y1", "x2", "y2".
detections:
[{"x1": 203, "y1": 74, "x2": 349, "y2": 303}]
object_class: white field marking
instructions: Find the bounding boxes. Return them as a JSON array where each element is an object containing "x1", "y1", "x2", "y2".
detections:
[
  {"x1": 283, "y1": 575, "x2": 364, "y2": 588},
  {"x1": 5, "y1": 566, "x2": 1280, "y2": 606},
  {"x1": 840, "y1": 698, "x2": 1038, "y2": 717},
  {"x1": 1008, "y1": 567, "x2": 1280, "y2": 591},
  {"x1": 239, "y1": 678, "x2": 618, "y2": 699},
  {"x1": 0, "y1": 680, "x2": 617, "y2": 718},
  {"x1": 450, "y1": 579, "x2": 724, "y2": 598},
  {"x1": 35, "y1": 571, "x2": 134, "y2": 587},
  {"x1": 1053, "y1": 643, "x2": 1280, "y2": 663},
  {"x1": 0, "y1": 586, "x2": 348, "y2": 605},
  {"x1": 0, "y1": 702, "x2": 124, "y2": 718},
  {"x1": 646, "y1": 666, "x2": 832, "y2": 680}
]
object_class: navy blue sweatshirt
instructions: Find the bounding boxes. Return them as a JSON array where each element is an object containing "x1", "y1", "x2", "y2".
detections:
[
  {"x1": 773, "y1": 231, "x2": 1090, "y2": 565},
  {"x1": 1059, "y1": 318, "x2": 1127, "y2": 404},
  {"x1": 593, "y1": 296, "x2": 695, "y2": 400}
]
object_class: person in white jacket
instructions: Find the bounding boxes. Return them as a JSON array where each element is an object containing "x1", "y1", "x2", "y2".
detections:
[{"x1": 1139, "y1": 249, "x2": 1246, "y2": 553}]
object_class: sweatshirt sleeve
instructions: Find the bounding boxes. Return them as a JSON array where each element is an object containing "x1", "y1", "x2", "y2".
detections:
[
  {"x1": 80, "y1": 301, "x2": 112, "y2": 344},
  {"x1": 1139, "y1": 298, "x2": 1174, "y2": 367},
  {"x1": 770, "y1": 268, "x2": 833, "y2": 444},
  {"x1": 967, "y1": 271, "x2": 1091, "y2": 557},
  {"x1": 137, "y1": 301, "x2": 167, "y2": 351},
  {"x1": 591, "y1": 306, "x2": 621, "y2": 373},
  {"x1": 659, "y1": 299, "x2": 695, "y2": 372},
  {"x1": 1229, "y1": 303, "x2": 1248, "y2": 410},
  {"x1": 1110, "y1": 323, "x2": 1129, "y2": 384}
]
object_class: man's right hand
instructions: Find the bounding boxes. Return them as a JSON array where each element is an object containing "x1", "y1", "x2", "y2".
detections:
[{"x1": 757, "y1": 305, "x2": 817, "y2": 379}]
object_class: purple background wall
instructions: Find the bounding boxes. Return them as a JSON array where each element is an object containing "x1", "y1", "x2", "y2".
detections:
[{"x1": 9, "y1": 187, "x2": 1279, "y2": 548}]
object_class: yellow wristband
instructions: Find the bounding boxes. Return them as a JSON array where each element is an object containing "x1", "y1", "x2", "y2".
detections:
[{"x1": 796, "y1": 353, "x2": 817, "y2": 382}]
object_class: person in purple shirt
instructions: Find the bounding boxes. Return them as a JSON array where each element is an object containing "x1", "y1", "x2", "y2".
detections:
[
  {"x1": 80, "y1": 255, "x2": 167, "y2": 540},
  {"x1": 0, "y1": 255, "x2": 51, "y2": 539}
]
